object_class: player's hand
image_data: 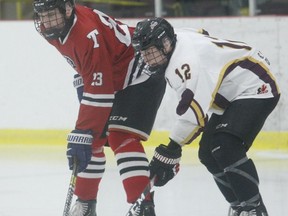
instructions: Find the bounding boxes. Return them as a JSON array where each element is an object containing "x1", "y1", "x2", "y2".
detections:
[
  {"x1": 149, "y1": 142, "x2": 182, "y2": 186},
  {"x1": 66, "y1": 129, "x2": 93, "y2": 172}
]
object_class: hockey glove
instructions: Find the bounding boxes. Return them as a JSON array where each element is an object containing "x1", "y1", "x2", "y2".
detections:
[
  {"x1": 66, "y1": 129, "x2": 93, "y2": 173},
  {"x1": 149, "y1": 141, "x2": 182, "y2": 187}
]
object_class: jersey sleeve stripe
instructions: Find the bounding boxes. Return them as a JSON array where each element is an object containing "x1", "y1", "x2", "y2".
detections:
[
  {"x1": 190, "y1": 99, "x2": 207, "y2": 127},
  {"x1": 182, "y1": 126, "x2": 204, "y2": 145},
  {"x1": 83, "y1": 92, "x2": 115, "y2": 99},
  {"x1": 81, "y1": 100, "x2": 113, "y2": 107},
  {"x1": 81, "y1": 92, "x2": 114, "y2": 107}
]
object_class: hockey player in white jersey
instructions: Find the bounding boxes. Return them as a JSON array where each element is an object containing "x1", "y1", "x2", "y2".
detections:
[{"x1": 132, "y1": 17, "x2": 280, "y2": 216}]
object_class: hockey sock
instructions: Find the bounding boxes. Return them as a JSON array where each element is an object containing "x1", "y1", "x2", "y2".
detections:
[
  {"x1": 224, "y1": 157, "x2": 260, "y2": 203},
  {"x1": 74, "y1": 151, "x2": 106, "y2": 200},
  {"x1": 200, "y1": 157, "x2": 238, "y2": 203},
  {"x1": 213, "y1": 171, "x2": 239, "y2": 204},
  {"x1": 210, "y1": 132, "x2": 258, "y2": 204},
  {"x1": 108, "y1": 131, "x2": 151, "y2": 203}
]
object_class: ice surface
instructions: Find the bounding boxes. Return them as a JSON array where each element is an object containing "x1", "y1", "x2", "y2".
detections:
[{"x1": 0, "y1": 144, "x2": 287, "y2": 216}]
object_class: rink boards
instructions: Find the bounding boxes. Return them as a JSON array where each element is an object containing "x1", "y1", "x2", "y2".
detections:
[{"x1": 0, "y1": 129, "x2": 287, "y2": 150}]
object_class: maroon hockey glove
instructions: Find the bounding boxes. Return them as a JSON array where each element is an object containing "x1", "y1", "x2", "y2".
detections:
[
  {"x1": 66, "y1": 129, "x2": 93, "y2": 172},
  {"x1": 149, "y1": 141, "x2": 182, "y2": 186}
]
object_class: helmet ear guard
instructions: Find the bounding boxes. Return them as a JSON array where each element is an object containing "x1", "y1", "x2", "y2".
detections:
[{"x1": 33, "y1": 0, "x2": 75, "y2": 40}]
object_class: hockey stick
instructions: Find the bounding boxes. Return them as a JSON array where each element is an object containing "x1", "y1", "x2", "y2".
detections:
[
  {"x1": 125, "y1": 176, "x2": 156, "y2": 216},
  {"x1": 63, "y1": 158, "x2": 78, "y2": 216},
  {"x1": 228, "y1": 206, "x2": 232, "y2": 216}
]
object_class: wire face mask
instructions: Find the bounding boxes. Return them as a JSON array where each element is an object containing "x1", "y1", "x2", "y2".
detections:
[
  {"x1": 35, "y1": 8, "x2": 65, "y2": 39},
  {"x1": 33, "y1": 0, "x2": 75, "y2": 40},
  {"x1": 140, "y1": 46, "x2": 168, "y2": 70}
]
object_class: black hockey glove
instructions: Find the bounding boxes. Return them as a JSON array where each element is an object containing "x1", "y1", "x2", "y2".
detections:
[
  {"x1": 149, "y1": 141, "x2": 182, "y2": 187},
  {"x1": 66, "y1": 129, "x2": 93, "y2": 173}
]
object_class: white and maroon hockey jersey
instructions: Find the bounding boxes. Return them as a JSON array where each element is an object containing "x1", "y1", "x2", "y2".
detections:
[{"x1": 165, "y1": 28, "x2": 280, "y2": 145}]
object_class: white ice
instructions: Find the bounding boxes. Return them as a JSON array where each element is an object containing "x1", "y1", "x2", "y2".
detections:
[{"x1": 0, "y1": 144, "x2": 287, "y2": 216}]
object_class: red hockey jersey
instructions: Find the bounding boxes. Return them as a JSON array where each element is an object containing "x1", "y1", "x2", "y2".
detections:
[{"x1": 48, "y1": 5, "x2": 144, "y2": 141}]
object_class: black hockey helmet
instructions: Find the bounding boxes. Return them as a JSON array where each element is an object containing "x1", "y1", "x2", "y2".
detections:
[
  {"x1": 132, "y1": 17, "x2": 176, "y2": 54},
  {"x1": 132, "y1": 17, "x2": 176, "y2": 72},
  {"x1": 33, "y1": 0, "x2": 75, "y2": 40}
]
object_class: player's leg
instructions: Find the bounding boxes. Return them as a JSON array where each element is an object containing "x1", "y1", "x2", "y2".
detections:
[
  {"x1": 69, "y1": 138, "x2": 107, "y2": 216},
  {"x1": 210, "y1": 132, "x2": 263, "y2": 215},
  {"x1": 199, "y1": 114, "x2": 239, "y2": 206},
  {"x1": 108, "y1": 131, "x2": 150, "y2": 201},
  {"x1": 108, "y1": 72, "x2": 166, "y2": 215},
  {"x1": 201, "y1": 96, "x2": 279, "y2": 215}
]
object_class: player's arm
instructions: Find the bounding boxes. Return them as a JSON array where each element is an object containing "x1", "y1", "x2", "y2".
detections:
[
  {"x1": 149, "y1": 91, "x2": 206, "y2": 187},
  {"x1": 150, "y1": 67, "x2": 211, "y2": 186},
  {"x1": 170, "y1": 88, "x2": 209, "y2": 146},
  {"x1": 170, "y1": 61, "x2": 213, "y2": 145},
  {"x1": 67, "y1": 38, "x2": 114, "y2": 172},
  {"x1": 67, "y1": 68, "x2": 114, "y2": 172}
]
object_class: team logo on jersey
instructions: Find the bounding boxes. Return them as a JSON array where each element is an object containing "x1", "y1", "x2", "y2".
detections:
[
  {"x1": 257, "y1": 84, "x2": 268, "y2": 94},
  {"x1": 63, "y1": 55, "x2": 76, "y2": 69}
]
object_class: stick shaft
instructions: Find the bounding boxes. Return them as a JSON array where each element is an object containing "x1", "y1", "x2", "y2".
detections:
[
  {"x1": 125, "y1": 176, "x2": 156, "y2": 216},
  {"x1": 63, "y1": 160, "x2": 78, "y2": 216}
]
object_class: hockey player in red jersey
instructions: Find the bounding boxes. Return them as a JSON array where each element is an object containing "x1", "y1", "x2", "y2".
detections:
[
  {"x1": 33, "y1": 1, "x2": 166, "y2": 215},
  {"x1": 132, "y1": 17, "x2": 281, "y2": 216}
]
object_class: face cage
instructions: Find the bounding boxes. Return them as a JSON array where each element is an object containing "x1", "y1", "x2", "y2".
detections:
[
  {"x1": 34, "y1": 8, "x2": 66, "y2": 40},
  {"x1": 141, "y1": 46, "x2": 168, "y2": 72}
]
